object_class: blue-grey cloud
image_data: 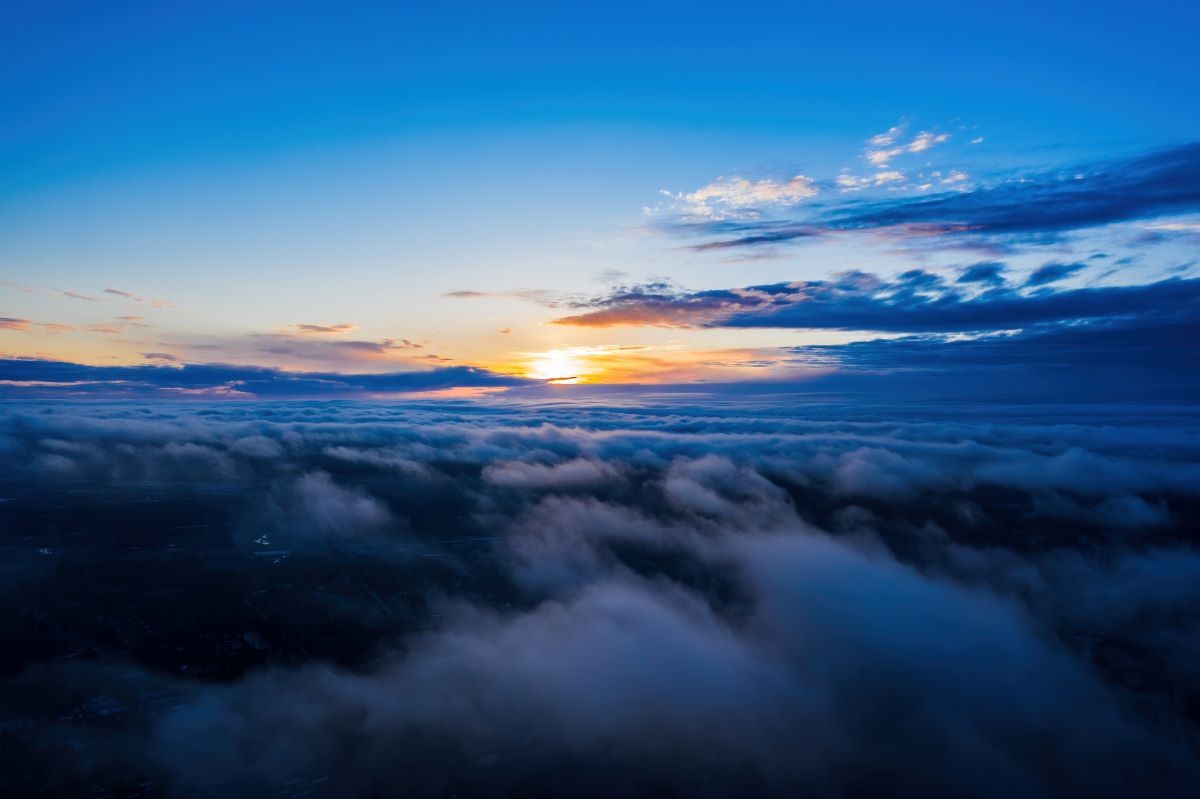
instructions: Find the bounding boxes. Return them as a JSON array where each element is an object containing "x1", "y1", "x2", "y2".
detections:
[
  {"x1": 1025, "y1": 261, "x2": 1088, "y2": 286},
  {"x1": 0, "y1": 359, "x2": 528, "y2": 398},
  {"x1": 957, "y1": 261, "x2": 1008, "y2": 286},
  {"x1": 833, "y1": 143, "x2": 1200, "y2": 232},
  {"x1": 2, "y1": 401, "x2": 1199, "y2": 796},
  {"x1": 786, "y1": 311, "x2": 1200, "y2": 401},
  {"x1": 553, "y1": 273, "x2": 1200, "y2": 334},
  {"x1": 666, "y1": 143, "x2": 1200, "y2": 251}
]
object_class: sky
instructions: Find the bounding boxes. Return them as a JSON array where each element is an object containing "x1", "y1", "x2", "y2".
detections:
[
  {"x1": 2, "y1": 0, "x2": 1199, "y2": 399},
  {"x1": 4, "y1": 8, "x2": 1200, "y2": 793}
]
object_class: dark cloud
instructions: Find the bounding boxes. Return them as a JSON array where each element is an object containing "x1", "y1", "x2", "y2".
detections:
[
  {"x1": 553, "y1": 272, "x2": 1200, "y2": 335},
  {"x1": 685, "y1": 223, "x2": 824, "y2": 251},
  {"x1": 1, "y1": 401, "x2": 1199, "y2": 796},
  {"x1": 957, "y1": 261, "x2": 1008, "y2": 286},
  {"x1": 1025, "y1": 261, "x2": 1088, "y2": 286},
  {"x1": 150, "y1": 548, "x2": 1182, "y2": 798},
  {"x1": 0, "y1": 358, "x2": 528, "y2": 398},
  {"x1": 786, "y1": 310, "x2": 1200, "y2": 401}
]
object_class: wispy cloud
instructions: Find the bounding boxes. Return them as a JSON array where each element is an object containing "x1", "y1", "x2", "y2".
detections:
[
  {"x1": 2, "y1": 280, "x2": 99, "y2": 302},
  {"x1": 442, "y1": 290, "x2": 492, "y2": 299},
  {"x1": 278, "y1": 323, "x2": 358, "y2": 335},
  {"x1": 103, "y1": 288, "x2": 173, "y2": 308},
  {"x1": 442, "y1": 288, "x2": 574, "y2": 304},
  {"x1": 0, "y1": 316, "x2": 76, "y2": 333},
  {"x1": 207, "y1": 333, "x2": 433, "y2": 369}
]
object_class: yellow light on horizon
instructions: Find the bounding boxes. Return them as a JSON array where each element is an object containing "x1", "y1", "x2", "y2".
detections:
[
  {"x1": 525, "y1": 348, "x2": 592, "y2": 383},
  {"x1": 499, "y1": 342, "x2": 814, "y2": 386}
]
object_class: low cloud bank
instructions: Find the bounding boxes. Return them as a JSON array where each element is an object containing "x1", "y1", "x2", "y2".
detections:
[
  {"x1": 0, "y1": 358, "x2": 527, "y2": 399},
  {"x1": 1, "y1": 400, "x2": 1198, "y2": 796}
]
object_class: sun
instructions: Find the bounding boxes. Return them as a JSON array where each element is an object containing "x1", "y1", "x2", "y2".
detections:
[{"x1": 526, "y1": 349, "x2": 587, "y2": 383}]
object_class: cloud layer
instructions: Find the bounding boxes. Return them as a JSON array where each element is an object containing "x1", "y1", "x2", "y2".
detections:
[
  {"x1": 1, "y1": 400, "x2": 1198, "y2": 796},
  {"x1": 0, "y1": 359, "x2": 527, "y2": 398},
  {"x1": 660, "y1": 142, "x2": 1200, "y2": 251},
  {"x1": 553, "y1": 270, "x2": 1199, "y2": 333}
]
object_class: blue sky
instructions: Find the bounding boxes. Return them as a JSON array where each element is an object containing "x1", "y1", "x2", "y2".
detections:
[{"x1": 2, "y1": 0, "x2": 1198, "y2": 397}]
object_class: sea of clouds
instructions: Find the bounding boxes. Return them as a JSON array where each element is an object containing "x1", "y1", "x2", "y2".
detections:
[{"x1": 1, "y1": 400, "x2": 1198, "y2": 797}]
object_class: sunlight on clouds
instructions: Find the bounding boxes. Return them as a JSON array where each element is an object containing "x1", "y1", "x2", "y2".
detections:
[
  {"x1": 866, "y1": 128, "x2": 950, "y2": 166},
  {"x1": 501, "y1": 343, "x2": 832, "y2": 385},
  {"x1": 1144, "y1": 220, "x2": 1200, "y2": 233},
  {"x1": 686, "y1": 175, "x2": 817, "y2": 207},
  {"x1": 656, "y1": 175, "x2": 818, "y2": 219}
]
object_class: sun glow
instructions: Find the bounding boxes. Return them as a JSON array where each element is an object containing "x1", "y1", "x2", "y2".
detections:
[
  {"x1": 504, "y1": 343, "x2": 826, "y2": 386},
  {"x1": 523, "y1": 347, "x2": 596, "y2": 383}
]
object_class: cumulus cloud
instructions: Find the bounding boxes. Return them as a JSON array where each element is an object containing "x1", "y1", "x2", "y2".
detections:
[
  {"x1": 865, "y1": 127, "x2": 951, "y2": 167},
  {"x1": 679, "y1": 174, "x2": 818, "y2": 217}
]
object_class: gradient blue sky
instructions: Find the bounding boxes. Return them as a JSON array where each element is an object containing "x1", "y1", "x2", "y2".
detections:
[{"x1": 2, "y1": 0, "x2": 1198, "y2": 395}]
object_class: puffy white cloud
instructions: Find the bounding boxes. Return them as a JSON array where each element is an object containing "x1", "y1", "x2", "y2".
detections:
[
  {"x1": 866, "y1": 127, "x2": 951, "y2": 166},
  {"x1": 681, "y1": 174, "x2": 818, "y2": 217}
]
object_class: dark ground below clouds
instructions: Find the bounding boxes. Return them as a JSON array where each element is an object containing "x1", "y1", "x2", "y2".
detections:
[{"x1": 1, "y1": 400, "x2": 1198, "y2": 797}]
